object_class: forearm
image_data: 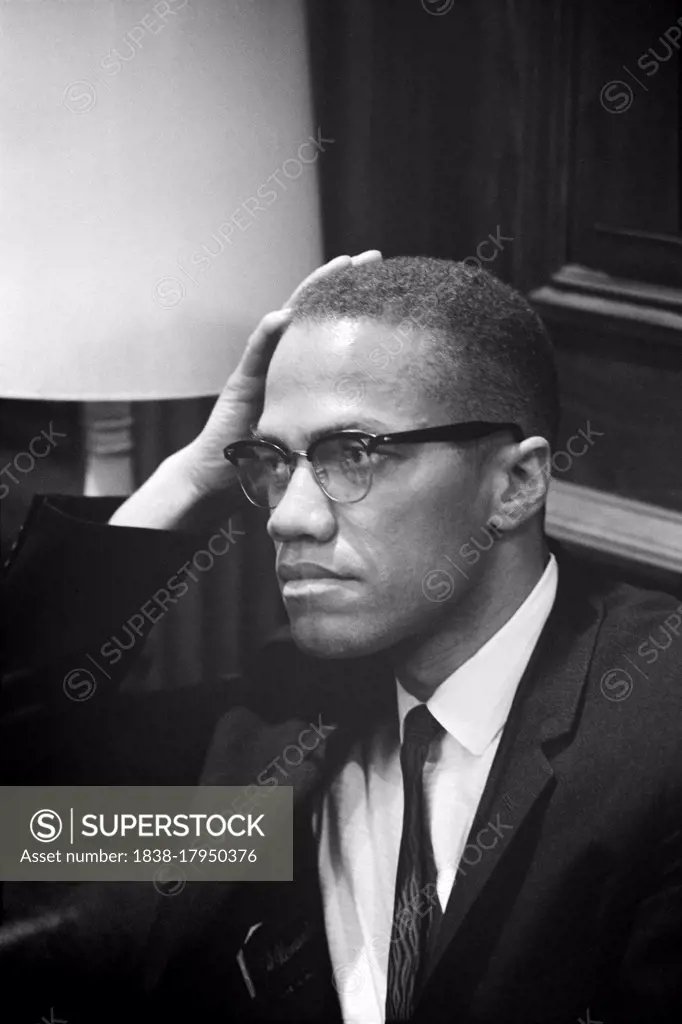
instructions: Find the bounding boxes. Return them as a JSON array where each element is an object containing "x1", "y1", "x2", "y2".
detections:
[
  {"x1": 109, "y1": 446, "x2": 248, "y2": 533},
  {"x1": 107, "y1": 447, "x2": 210, "y2": 529}
]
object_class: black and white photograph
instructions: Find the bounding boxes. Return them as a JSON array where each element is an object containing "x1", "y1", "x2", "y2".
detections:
[{"x1": 1, "y1": 1, "x2": 681, "y2": 1022}]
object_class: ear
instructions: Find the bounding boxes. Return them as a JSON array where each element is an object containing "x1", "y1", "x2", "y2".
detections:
[{"x1": 487, "y1": 436, "x2": 551, "y2": 534}]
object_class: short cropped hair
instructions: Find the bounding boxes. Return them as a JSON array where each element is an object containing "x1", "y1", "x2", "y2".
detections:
[{"x1": 290, "y1": 256, "x2": 559, "y2": 445}]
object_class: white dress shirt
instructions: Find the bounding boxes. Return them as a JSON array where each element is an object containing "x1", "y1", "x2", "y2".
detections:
[{"x1": 314, "y1": 555, "x2": 558, "y2": 1024}]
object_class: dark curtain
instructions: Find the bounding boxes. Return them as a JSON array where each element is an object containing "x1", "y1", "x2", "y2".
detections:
[{"x1": 305, "y1": 0, "x2": 525, "y2": 283}]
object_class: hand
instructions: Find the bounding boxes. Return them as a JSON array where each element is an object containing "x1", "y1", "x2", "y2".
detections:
[
  {"x1": 110, "y1": 250, "x2": 382, "y2": 529},
  {"x1": 183, "y1": 249, "x2": 382, "y2": 502}
]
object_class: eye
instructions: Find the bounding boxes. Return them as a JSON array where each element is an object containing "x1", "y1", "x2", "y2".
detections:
[{"x1": 343, "y1": 442, "x2": 369, "y2": 464}]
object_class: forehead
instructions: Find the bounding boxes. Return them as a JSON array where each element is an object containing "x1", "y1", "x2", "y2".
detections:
[{"x1": 258, "y1": 318, "x2": 454, "y2": 443}]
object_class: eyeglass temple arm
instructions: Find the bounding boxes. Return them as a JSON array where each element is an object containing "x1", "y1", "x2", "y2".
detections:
[{"x1": 373, "y1": 422, "x2": 524, "y2": 446}]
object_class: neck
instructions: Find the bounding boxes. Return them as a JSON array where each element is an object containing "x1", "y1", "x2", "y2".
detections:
[{"x1": 390, "y1": 540, "x2": 550, "y2": 702}]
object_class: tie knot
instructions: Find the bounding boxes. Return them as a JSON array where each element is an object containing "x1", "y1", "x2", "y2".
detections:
[{"x1": 402, "y1": 703, "x2": 442, "y2": 751}]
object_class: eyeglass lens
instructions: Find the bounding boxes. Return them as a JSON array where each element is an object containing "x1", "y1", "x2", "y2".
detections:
[{"x1": 236, "y1": 436, "x2": 373, "y2": 507}]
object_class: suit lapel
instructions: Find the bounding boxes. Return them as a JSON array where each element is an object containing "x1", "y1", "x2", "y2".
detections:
[{"x1": 423, "y1": 567, "x2": 606, "y2": 988}]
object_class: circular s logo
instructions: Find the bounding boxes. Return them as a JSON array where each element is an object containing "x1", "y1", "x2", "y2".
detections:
[
  {"x1": 63, "y1": 668, "x2": 97, "y2": 701},
  {"x1": 334, "y1": 375, "x2": 365, "y2": 407},
  {"x1": 63, "y1": 81, "x2": 97, "y2": 114},
  {"x1": 599, "y1": 80, "x2": 634, "y2": 114},
  {"x1": 153, "y1": 277, "x2": 185, "y2": 309},
  {"x1": 422, "y1": 568, "x2": 455, "y2": 603},
  {"x1": 331, "y1": 960, "x2": 366, "y2": 995},
  {"x1": 153, "y1": 865, "x2": 186, "y2": 896},
  {"x1": 421, "y1": 0, "x2": 455, "y2": 14},
  {"x1": 599, "y1": 668, "x2": 634, "y2": 702},
  {"x1": 30, "y1": 809, "x2": 63, "y2": 843}
]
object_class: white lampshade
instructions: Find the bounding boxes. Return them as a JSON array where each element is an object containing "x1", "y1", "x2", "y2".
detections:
[{"x1": 0, "y1": 0, "x2": 323, "y2": 401}]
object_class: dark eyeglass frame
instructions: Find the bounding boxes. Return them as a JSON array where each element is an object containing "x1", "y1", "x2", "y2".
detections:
[{"x1": 223, "y1": 420, "x2": 524, "y2": 508}]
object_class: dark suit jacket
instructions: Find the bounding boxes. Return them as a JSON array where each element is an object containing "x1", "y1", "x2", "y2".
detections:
[{"x1": 1, "y1": 496, "x2": 681, "y2": 1024}]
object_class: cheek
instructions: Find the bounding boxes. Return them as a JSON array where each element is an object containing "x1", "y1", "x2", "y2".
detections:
[{"x1": 346, "y1": 488, "x2": 478, "y2": 596}]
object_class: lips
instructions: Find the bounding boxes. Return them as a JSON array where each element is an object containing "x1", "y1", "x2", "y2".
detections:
[{"x1": 277, "y1": 561, "x2": 353, "y2": 582}]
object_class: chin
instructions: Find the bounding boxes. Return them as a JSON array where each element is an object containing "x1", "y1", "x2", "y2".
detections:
[{"x1": 288, "y1": 612, "x2": 396, "y2": 660}]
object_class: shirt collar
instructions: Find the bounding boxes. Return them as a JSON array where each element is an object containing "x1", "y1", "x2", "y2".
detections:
[{"x1": 396, "y1": 554, "x2": 558, "y2": 756}]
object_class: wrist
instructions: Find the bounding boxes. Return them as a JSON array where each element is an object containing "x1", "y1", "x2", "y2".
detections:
[{"x1": 108, "y1": 447, "x2": 205, "y2": 530}]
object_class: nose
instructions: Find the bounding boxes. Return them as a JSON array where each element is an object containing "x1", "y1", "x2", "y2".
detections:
[{"x1": 266, "y1": 460, "x2": 338, "y2": 544}]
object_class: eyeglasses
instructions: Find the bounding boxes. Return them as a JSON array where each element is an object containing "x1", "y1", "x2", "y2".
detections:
[{"x1": 223, "y1": 421, "x2": 523, "y2": 509}]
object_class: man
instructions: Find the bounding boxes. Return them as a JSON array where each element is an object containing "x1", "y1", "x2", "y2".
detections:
[{"x1": 1, "y1": 254, "x2": 681, "y2": 1023}]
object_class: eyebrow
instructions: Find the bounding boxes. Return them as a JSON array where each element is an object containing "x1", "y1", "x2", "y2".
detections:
[{"x1": 251, "y1": 419, "x2": 390, "y2": 447}]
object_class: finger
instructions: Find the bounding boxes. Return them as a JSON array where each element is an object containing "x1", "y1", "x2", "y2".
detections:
[
  {"x1": 226, "y1": 256, "x2": 355, "y2": 390},
  {"x1": 232, "y1": 251, "x2": 384, "y2": 385},
  {"x1": 233, "y1": 308, "x2": 293, "y2": 381},
  {"x1": 283, "y1": 254, "x2": 352, "y2": 308},
  {"x1": 350, "y1": 249, "x2": 382, "y2": 265},
  {"x1": 284, "y1": 249, "x2": 383, "y2": 308}
]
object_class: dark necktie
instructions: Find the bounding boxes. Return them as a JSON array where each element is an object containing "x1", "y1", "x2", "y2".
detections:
[{"x1": 385, "y1": 704, "x2": 444, "y2": 1022}]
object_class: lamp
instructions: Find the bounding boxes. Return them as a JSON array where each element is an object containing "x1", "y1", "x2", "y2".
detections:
[{"x1": 0, "y1": 0, "x2": 323, "y2": 494}]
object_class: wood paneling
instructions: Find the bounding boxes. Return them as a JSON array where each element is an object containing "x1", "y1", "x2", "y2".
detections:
[
  {"x1": 569, "y1": 0, "x2": 680, "y2": 286},
  {"x1": 532, "y1": 266, "x2": 682, "y2": 509},
  {"x1": 547, "y1": 479, "x2": 682, "y2": 577}
]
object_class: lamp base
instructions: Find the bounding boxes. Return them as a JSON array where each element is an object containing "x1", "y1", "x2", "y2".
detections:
[{"x1": 83, "y1": 401, "x2": 134, "y2": 496}]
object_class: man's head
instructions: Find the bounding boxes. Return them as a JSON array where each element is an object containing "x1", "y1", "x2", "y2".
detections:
[{"x1": 256, "y1": 257, "x2": 558, "y2": 662}]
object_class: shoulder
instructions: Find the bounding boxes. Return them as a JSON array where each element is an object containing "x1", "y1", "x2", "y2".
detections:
[
  {"x1": 590, "y1": 576, "x2": 682, "y2": 689},
  {"x1": 568, "y1": 568, "x2": 682, "y2": 785},
  {"x1": 546, "y1": 562, "x2": 682, "y2": 831},
  {"x1": 554, "y1": 554, "x2": 681, "y2": 687}
]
